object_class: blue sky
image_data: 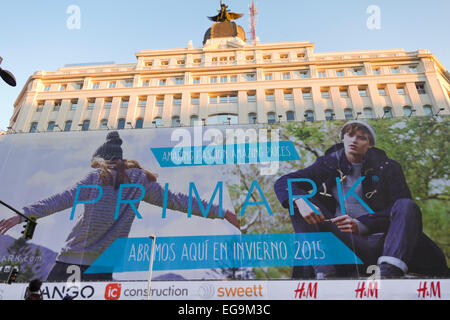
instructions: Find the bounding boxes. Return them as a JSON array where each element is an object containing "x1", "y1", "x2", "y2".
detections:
[{"x1": 0, "y1": 0, "x2": 449, "y2": 130}]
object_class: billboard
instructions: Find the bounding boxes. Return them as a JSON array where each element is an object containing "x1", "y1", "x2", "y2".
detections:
[{"x1": 0, "y1": 117, "x2": 448, "y2": 285}]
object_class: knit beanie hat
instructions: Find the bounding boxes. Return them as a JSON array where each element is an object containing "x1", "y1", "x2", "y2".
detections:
[
  {"x1": 92, "y1": 131, "x2": 123, "y2": 160},
  {"x1": 340, "y1": 120, "x2": 376, "y2": 146}
]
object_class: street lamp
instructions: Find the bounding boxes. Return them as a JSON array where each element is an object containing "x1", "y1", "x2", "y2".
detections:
[{"x1": 0, "y1": 57, "x2": 17, "y2": 87}]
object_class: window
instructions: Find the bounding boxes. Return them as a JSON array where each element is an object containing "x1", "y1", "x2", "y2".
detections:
[
  {"x1": 265, "y1": 74, "x2": 272, "y2": 81},
  {"x1": 299, "y1": 71, "x2": 309, "y2": 79},
  {"x1": 53, "y1": 100, "x2": 62, "y2": 111},
  {"x1": 104, "y1": 99, "x2": 112, "y2": 109},
  {"x1": 36, "y1": 101, "x2": 44, "y2": 112},
  {"x1": 423, "y1": 105, "x2": 433, "y2": 116},
  {"x1": 109, "y1": 82, "x2": 116, "y2": 89},
  {"x1": 403, "y1": 106, "x2": 413, "y2": 117},
  {"x1": 172, "y1": 116, "x2": 181, "y2": 127},
  {"x1": 138, "y1": 98, "x2": 147, "y2": 108},
  {"x1": 230, "y1": 75, "x2": 238, "y2": 83},
  {"x1": 145, "y1": 61, "x2": 153, "y2": 67},
  {"x1": 64, "y1": 121, "x2": 72, "y2": 132},
  {"x1": 391, "y1": 67, "x2": 400, "y2": 74},
  {"x1": 210, "y1": 76, "x2": 218, "y2": 84},
  {"x1": 280, "y1": 54, "x2": 289, "y2": 60},
  {"x1": 124, "y1": 80, "x2": 133, "y2": 88},
  {"x1": 220, "y1": 76, "x2": 227, "y2": 83},
  {"x1": 284, "y1": 90, "x2": 293, "y2": 100},
  {"x1": 193, "y1": 58, "x2": 202, "y2": 64},
  {"x1": 325, "y1": 110, "x2": 334, "y2": 121},
  {"x1": 340, "y1": 89, "x2": 349, "y2": 98},
  {"x1": 153, "y1": 118, "x2": 162, "y2": 127},
  {"x1": 173, "y1": 96, "x2": 182, "y2": 105},
  {"x1": 321, "y1": 89, "x2": 330, "y2": 99},
  {"x1": 267, "y1": 112, "x2": 276, "y2": 124},
  {"x1": 283, "y1": 72, "x2": 291, "y2": 80},
  {"x1": 209, "y1": 95, "x2": 218, "y2": 104},
  {"x1": 409, "y1": 65, "x2": 418, "y2": 73},
  {"x1": 318, "y1": 71, "x2": 326, "y2": 78},
  {"x1": 378, "y1": 87, "x2": 387, "y2": 96},
  {"x1": 87, "y1": 99, "x2": 95, "y2": 110},
  {"x1": 142, "y1": 80, "x2": 150, "y2": 87},
  {"x1": 248, "y1": 113, "x2": 257, "y2": 124},
  {"x1": 177, "y1": 59, "x2": 185, "y2": 65},
  {"x1": 44, "y1": 85, "x2": 51, "y2": 92},
  {"x1": 100, "y1": 119, "x2": 108, "y2": 129},
  {"x1": 160, "y1": 60, "x2": 169, "y2": 67},
  {"x1": 175, "y1": 78, "x2": 184, "y2": 85},
  {"x1": 81, "y1": 120, "x2": 90, "y2": 131},
  {"x1": 121, "y1": 98, "x2": 129, "y2": 108},
  {"x1": 211, "y1": 57, "x2": 218, "y2": 64},
  {"x1": 305, "y1": 111, "x2": 315, "y2": 122},
  {"x1": 74, "y1": 82, "x2": 83, "y2": 90},
  {"x1": 193, "y1": 77, "x2": 200, "y2": 84},
  {"x1": 219, "y1": 95, "x2": 228, "y2": 103},
  {"x1": 336, "y1": 70, "x2": 344, "y2": 77},
  {"x1": 29, "y1": 122, "x2": 38, "y2": 133},
  {"x1": 92, "y1": 82, "x2": 100, "y2": 89},
  {"x1": 70, "y1": 99, "x2": 78, "y2": 110},
  {"x1": 117, "y1": 119, "x2": 125, "y2": 130},
  {"x1": 373, "y1": 68, "x2": 381, "y2": 75},
  {"x1": 190, "y1": 116, "x2": 199, "y2": 126},
  {"x1": 159, "y1": 79, "x2": 167, "y2": 86},
  {"x1": 286, "y1": 111, "x2": 295, "y2": 122},
  {"x1": 416, "y1": 83, "x2": 426, "y2": 94},
  {"x1": 156, "y1": 97, "x2": 164, "y2": 107},
  {"x1": 265, "y1": 91, "x2": 274, "y2": 101},
  {"x1": 353, "y1": 68, "x2": 364, "y2": 76},
  {"x1": 364, "y1": 108, "x2": 374, "y2": 119},
  {"x1": 344, "y1": 109, "x2": 354, "y2": 120},
  {"x1": 247, "y1": 92, "x2": 256, "y2": 102},
  {"x1": 263, "y1": 55, "x2": 271, "y2": 62},
  {"x1": 397, "y1": 86, "x2": 406, "y2": 95},
  {"x1": 383, "y1": 107, "x2": 393, "y2": 119},
  {"x1": 246, "y1": 55, "x2": 254, "y2": 62},
  {"x1": 60, "y1": 84, "x2": 67, "y2": 91},
  {"x1": 47, "y1": 122, "x2": 55, "y2": 132},
  {"x1": 302, "y1": 89, "x2": 312, "y2": 99},
  {"x1": 247, "y1": 73, "x2": 256, "y2": 81},
  {"x1": 359, "y1": 88, "x2": 368, "y2": 97},
  {"x1": 191, "y1": 96, "x2": 199, "y2": 105},
  {"x1": 297, "y1": 53, "x2": 305, "y2": 59}
]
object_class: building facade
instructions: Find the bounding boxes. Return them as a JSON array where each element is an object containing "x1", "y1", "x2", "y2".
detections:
[{"x1": 7, "y1": 20, "x2": 450, "y2": 133}]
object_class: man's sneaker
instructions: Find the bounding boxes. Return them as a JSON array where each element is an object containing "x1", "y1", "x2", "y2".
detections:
[{"x1": 379, "y1": 263, "x2": 404, "y2": 279}]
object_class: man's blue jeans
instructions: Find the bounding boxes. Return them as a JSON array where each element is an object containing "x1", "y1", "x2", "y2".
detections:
[{"x1": 290, "y1": 198, "x2": 448, "y2": 278}]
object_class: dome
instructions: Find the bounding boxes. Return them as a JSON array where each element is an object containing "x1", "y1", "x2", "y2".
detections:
[{"x1": 203, "y1": 21, "x2": 246, "y2": 45}]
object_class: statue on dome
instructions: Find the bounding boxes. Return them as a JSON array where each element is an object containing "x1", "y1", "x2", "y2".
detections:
[{"x1": 208, "y1": 1, "x2": 243, "y2": 22}]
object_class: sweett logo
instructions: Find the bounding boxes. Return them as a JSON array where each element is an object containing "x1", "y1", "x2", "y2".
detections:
[
  {"x1": 294, "y1": 282, "x2": 318, "y2": 299},
  {"x1": 217, "y1": 285, "x2": 264, "y2": 298},
  {"x1": 105, "y1": 283, "x2": 122, "y2": 300}
]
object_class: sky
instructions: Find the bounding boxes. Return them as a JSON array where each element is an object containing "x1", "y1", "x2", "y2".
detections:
[{"x1": 0, "y1": 0, "x2": 449, "y2": 130}]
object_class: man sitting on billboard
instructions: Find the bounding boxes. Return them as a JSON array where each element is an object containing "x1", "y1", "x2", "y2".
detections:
[{"x1": 274, "y1": 121, "x2": 448, "y2": 279}]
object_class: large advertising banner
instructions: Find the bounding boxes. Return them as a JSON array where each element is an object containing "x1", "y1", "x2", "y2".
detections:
[{"x1": 0, "y1": 117, "x2": 448, "y2": 286}]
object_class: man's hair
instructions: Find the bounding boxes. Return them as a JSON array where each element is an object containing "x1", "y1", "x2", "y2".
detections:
[
  {"x1": 29, "y1": 279, "x2": 42, "y2": 292},
  {"x1": 341, "y1": 123, "x2": 375, "y2": 146}
]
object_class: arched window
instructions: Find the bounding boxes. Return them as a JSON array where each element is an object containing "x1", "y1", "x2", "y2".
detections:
[
  {"x1": 117, "y1": 119, "x2": 125, "y2": 130},
  {"x1": 383, "y1": 107, "x2": 393, "y2": 119},
  {"x1": 100, "y1": 119, "x2": 108, "y2": 130},
  {"x1": 190, "y1": 115, "x2": 199, "y2": 126},
  {"x1": 135, "y1": 118, "x2": 144, "y2": 129},
  {"x1": 305, "y1": 111, "x2": 315, "y2": 122},
  {"x1": 267, "y1": 112, "x2": 276, "y2": 124},
  {"x1": 172, "y1": 116, "x2": 180, "y2": 127},
  {"x1": 325, "y1": 110, "x2": 334, "y2": 121},
  {"x1": 286, "y1": 111, "x2": 296, "y2": 122},
  {"x1": 423, "y1": 105, "x2": 433, "y2": 116},
  {"x1": 363, "y1": 108, "x2": 373, "y2": 119},
  {"x1": 153, "y1": 117, "x2": 162, "y2": 127},
  {"x1": 344, "y1": 108, "x2": 354, "y2": 120},
  {"x1": 81, "y1": 120, "x2": 90, "y2": 131},
  {"x1": 64, "y1": 121, "x2": 72, "y2": 132},
  {"x1": 248, "y1": 113, "x2": 257, "y2": 124},
  {"x1": 29, "y1": 122, "x2": 38, "y2": 133},
  {"x1": 403, "y1": 106, "x2": 413, "y2": 117},
  {"x1": 47, "y1": 122, "x2": 55, "y2": 132}
]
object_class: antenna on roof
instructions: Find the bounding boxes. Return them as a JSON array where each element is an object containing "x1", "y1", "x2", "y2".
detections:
[{"x1": 249, "y1": 0, "x2": 258, "y2": 45}]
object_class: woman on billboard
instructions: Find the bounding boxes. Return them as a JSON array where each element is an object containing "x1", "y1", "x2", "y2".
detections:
[{"x1": 0, "y1": 131, "x2": 239, "y2": 282}]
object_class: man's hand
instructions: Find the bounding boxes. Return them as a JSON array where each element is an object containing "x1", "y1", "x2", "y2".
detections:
[
  {"x1": 224, "y1": 210, "x2": 240, "y2": 230},
  {"x1": 0, "y1": 216, "x2": 22, "y2": 235},
  {"x1": 295, "y1": 198, "x2": 325, "y2": 224},
  {"x1": 331, "y1": 215, "x2": 359, "y2": 234}
]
